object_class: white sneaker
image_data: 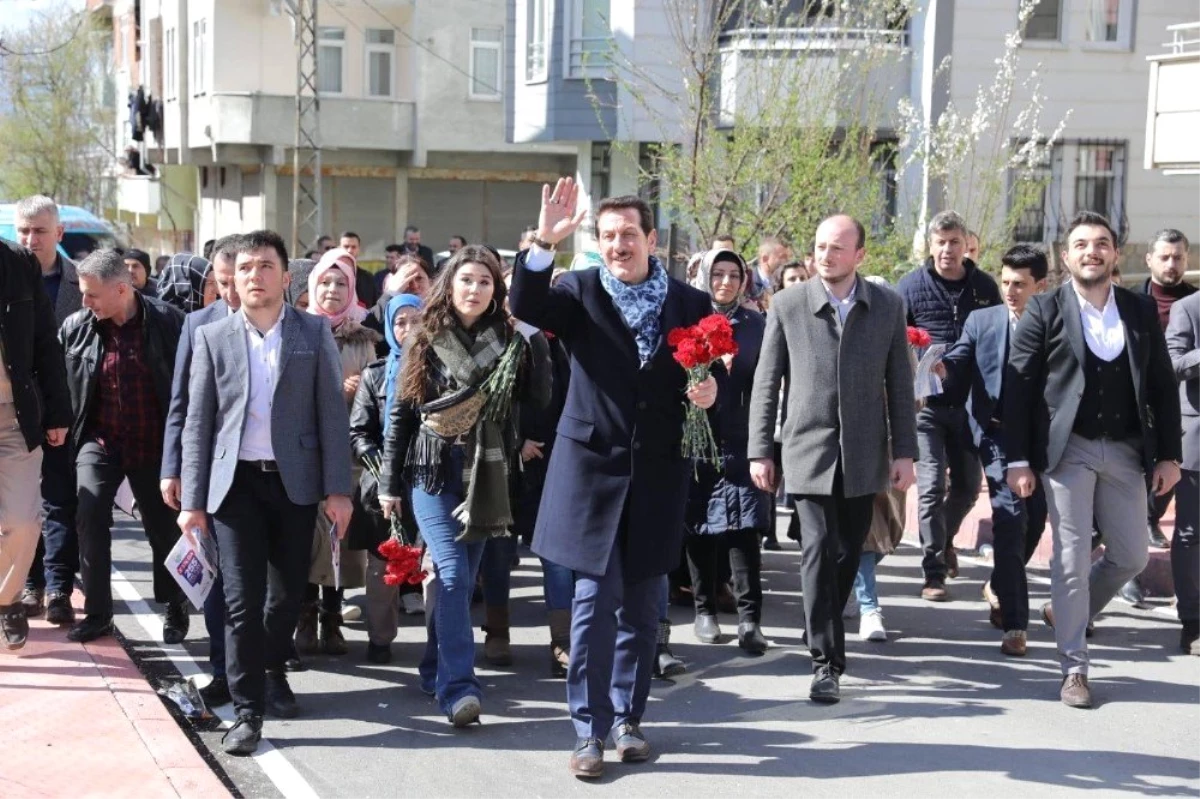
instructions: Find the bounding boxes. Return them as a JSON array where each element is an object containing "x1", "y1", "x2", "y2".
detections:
[
  {"x1": 340, "y1": 603, "x2": 362, "y2": 622},
  {"x1": 842, "y1": 597, "x2": 860, "y2": 620},
  {"x1": 859, "y1": 610, "x2": 888, "y2": 642},
  {"x1": 450, "y1": 695, "x2": 481, "y2": 728},
  {"x1": 401, "y1": 593, "x2": 425, "y2": 616}
]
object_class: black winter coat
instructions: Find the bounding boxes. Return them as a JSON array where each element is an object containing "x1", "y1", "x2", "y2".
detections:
[
  {"x1": 686, "y1": 307, "x2": 770, "y2": 535},
  {"x1": 0, "y1": 238, "x2": 72, "y2": 450},
  {"x1": 59, "y1": 292, "x2": 184, "y2": 450}
]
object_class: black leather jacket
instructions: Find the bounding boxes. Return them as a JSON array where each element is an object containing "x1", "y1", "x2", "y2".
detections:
[
  {"x1": 0, "y1": 238, "x2": 71, "y2": 449},
  {"x1": 58, "y1": 292, "x2": 184, "y2": 450}
]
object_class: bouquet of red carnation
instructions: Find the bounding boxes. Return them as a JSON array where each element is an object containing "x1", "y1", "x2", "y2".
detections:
[
  {"x1": 378, "y1": 536, "x2": 427, "y2": 586},
  {"x1": 906, "y1": 326, "x2": 932, "y2": 348},
  {"x1": 667, "y1": 314, "x2": 739, "y2": 472}
]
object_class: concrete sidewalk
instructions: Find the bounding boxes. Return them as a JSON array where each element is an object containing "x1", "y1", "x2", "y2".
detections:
[{"x1": 0, "y1": 594, "x2": 229, "y2": 799}]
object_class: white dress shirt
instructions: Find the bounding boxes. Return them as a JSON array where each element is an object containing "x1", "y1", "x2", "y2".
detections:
[
  {"x1": 821, "y1": 277, "x2": 859, "y2": 325},
  {"x1": 1074, "y1": 282, "x2": 1125, "y2": 362},
  {"x1": 524, "y1": 244, "x2": 555, "y2": 272},
  {"x1": 238, "y1": 304, "x2": 286, "y2": 461}
]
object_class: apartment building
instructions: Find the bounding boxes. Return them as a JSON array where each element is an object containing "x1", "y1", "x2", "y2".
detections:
[
  {"x1": 507, "y1": 0, "x2": 1199, "y2": 260},
  {"x1": 103, "y1": 0, "x2": 577, "y2": 260}
]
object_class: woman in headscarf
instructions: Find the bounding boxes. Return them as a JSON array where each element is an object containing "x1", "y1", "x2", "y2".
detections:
[
  {"x1": 156, "y1": 252, "x2": 212, "y2": 313},
  {"x1": 293, "y1": 247, "x2": 381, "y2": 657},
  {"x1": 378, "y1": 245, "x2": 548, "y2": 727},
  {"x1": 684, "y1": 248, "x2": 770, "y2": 654},
  {"x1": 286, "y1": 258, "x2": 317, "y2": 310},
  {"x1": 348, "y1": 294, "x2": 424, "y2": 664}
]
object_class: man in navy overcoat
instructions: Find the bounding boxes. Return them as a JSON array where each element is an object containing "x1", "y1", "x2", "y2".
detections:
[{"x1": 509, "y1": 178, "x2": 716, "y2": 779}]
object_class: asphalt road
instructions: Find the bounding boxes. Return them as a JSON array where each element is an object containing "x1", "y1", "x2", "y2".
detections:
[{"x1": 102, "y1": 515, "x2": 1200, "y2": 799}]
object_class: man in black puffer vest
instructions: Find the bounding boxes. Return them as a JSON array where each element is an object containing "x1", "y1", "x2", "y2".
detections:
[{"x1": 898, "y1": 211, "x2": 1002, "y2": 601}]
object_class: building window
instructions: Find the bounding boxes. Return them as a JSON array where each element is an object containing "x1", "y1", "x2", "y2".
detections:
[
  {"x1": 191, "y1": 18, "x2": 206, "y2": 95},
  {"x1": 526, "y1": 0, "x2": 548, "y2": 82},
  {"x1": 1025, "y1": 0, "x2": 1061, "y2": 42},
  {"x1": 567, "y1": 0, "x2": 612, "y2": 79},
  {"x1": 469, "y1": 28, "x2": 502, "y2": 100},
  {"x1": 1011, "y1": 142, "x2": 1065, "y2": 244},
  {"x1": 1084, "y1": 0, "x2": 1133, "y2": 48},
  {"x1": 1075, "y1": 141, "x2": 1127, "y2": 238},
  {"x1": 870, "y1": 140, "x2": 899, "y2": 235},
  {"x1": 165, "y1": 27, "x2": 176, "y2": 99},
  {"x1": 365, "y1": 28, "x2": 395, "y2": 98},
  {"x1": 318, "y1": 27, "x2": 345, "y2": 95}
]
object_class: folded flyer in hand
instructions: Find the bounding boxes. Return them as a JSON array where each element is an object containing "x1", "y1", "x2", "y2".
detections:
[
  {"x1": 329, "y1": 521, "x2": 341, "y2": 590},
  {"x1": 166, "y1": 528, "x2": 218, "y2": 611},
  {"x1": 915, "y1": 343, "x2": 947, "y2": 400}
]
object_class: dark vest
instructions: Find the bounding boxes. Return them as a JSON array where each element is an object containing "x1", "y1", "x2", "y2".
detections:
[{"x1": 1072, "y1": 343, "x2": 1140, "y2": 442}]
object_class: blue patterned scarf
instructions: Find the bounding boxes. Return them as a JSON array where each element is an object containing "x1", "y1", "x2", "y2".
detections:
[
  {"x1": 382, "y1": 294, "x2": 422, "y2": 434},
  {"x1": 598, "y1": 255, "x2": 669, "y2": 365}
]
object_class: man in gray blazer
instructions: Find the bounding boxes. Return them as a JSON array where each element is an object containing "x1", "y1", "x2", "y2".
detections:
[
  {"x1": 749, "y1": 214, "x2": 917, "y2": 703},
  {"x1": 178, "y1": 230, "x2": 353, "y2": 756},
  {"x1": 1166, "y1": 292, "x2": 1199, "y2": 655}
]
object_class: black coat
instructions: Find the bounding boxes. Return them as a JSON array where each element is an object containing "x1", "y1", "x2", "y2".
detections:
[
  {"x1": 509, "y1": 255, "x2": 713, "y2": 582},
  {"x1": 1005, "y1": 284, "x2": 1182, "y2": 474},
  {"x1": 59, "y1": 292, "x2": 184, "y2": 450},
  {"x1": 686, "y1": 307, "x2": 770, "y2": 535},
  {"x1": 0, "y1": 238, "x2": 72, "y2": 449}
]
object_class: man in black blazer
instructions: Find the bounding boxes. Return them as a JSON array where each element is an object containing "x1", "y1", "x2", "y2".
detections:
[
  {"x1": 1005, "y1": 212, "x2": 1182, "y2": 709},
  {"x1": 940, "y1": 244, "x2": 1049, "y2": 657},
  {"x1": 510, "y1": 179, "x2": 716, "y2": 779}
]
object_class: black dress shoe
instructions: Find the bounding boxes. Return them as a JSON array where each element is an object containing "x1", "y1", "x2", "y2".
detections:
[
  {"x1": 222, "y1": 714, "x2": 263, "y2": 755},
  {"x1": 199, "y1": 675, "x2": 232, "y2": 707},
  {"x1": 1, "y1": 604, "x2": 29, "y2": 651},
  {"x1": 737, "y1": 622, "x2": 769, "y2": 654},
  {"x1": 694, "y1": 613, "x2": 721, "y2": 644},
  {"x1": 20, "y1": 588, "x2": 44, "y2": 618},
  {"x1": 1148, "y1": 523, "x2": 1170, "y2": 549},
  {"x1": 66, "y1": 615, "x2": 113, "y2": 643},
  {"x1": 762, "y1": 538, "x2": 781, "y2": 551},
  {"x1": 568, "y1": 737, "x2": 604, "y2": 779},
  {"x1": 265, "y1": 672, "x2": 299, "y2": 719},
  {"x1": 809, "y1": 667, "x2": 840, "y2": 704},
  {"x1": 1117, "y1": 578, "x2": 1145, "y2": 608},
  {"x1": 162, "y1": 599, "x2": 190, "y2": 645},
  {"x1": 45, "y1": 592, "x2": 75, "y2": 626},
  {"x1": 1181, "y1": 620, "x2": 1199, "y2": 656},
  {"x1": 366, "y1": 642, "x2": 393, "y2": 664},
  {"x1": 614, "y1": 721, "x2": 650, "y2": 762}
]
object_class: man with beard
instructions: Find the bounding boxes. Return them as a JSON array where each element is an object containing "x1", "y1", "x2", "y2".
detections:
[
  {"x1": 1138, "y1": 229, "x2": 1196, "y2": 553},
  {"x1": 1005, "y1": 212, "x2": 1181, "y2": 709}
]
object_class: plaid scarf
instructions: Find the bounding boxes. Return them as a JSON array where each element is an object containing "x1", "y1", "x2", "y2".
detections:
[
  {"x1": 409, "y1": 318, "x2": 522, "y2": 542},
  {"x1": 157, "y1": 253, "x2": 212, "y2": 313}
]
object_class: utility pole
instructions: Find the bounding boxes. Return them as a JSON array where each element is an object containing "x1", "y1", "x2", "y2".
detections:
[{"x1": 285, "y1": 0, "x2": 321, "y2": 257}]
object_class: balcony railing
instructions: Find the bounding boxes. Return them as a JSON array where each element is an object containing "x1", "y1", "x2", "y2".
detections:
[
  {"x1": 1165, "y1": 21, "x2": 1200, "y2": 54},
  {"x1": 567, "y1": 36, "x2": 613, "y2": 79},
  {"x1": 719, "y1": 26, "x2": 909, "y2": 52}
]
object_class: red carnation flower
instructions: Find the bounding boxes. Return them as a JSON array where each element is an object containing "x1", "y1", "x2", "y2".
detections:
[
  {"x1": 667, "y1": 327, "x2": 689, "y2": 347},
  {"x1": 907, "y1": 326, "x2": 932, "y2": 348}
]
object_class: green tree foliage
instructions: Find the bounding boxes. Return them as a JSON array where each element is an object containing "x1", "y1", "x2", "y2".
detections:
[{"x1": 0, "y1": 5, "x2": 113, "y2": 209}]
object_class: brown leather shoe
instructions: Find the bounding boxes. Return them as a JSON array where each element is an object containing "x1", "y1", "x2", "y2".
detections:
[
  {"x1": 1060, "y1": 673, "x2": 1093, "y2": 708},
  {"x1": 569, "y1": 738, "x2": 604, "y2": 779},
  {"x1": 921, "y1": 579, "x2": 949, "y2": 602},
  {"x1": 945, "y1": 546, "x2": 959, "y2": 579},
  {"x1": 1000, "y1": 629, "x2": 1027, "y2": 657}
]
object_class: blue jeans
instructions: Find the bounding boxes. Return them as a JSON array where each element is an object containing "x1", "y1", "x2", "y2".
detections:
[
  {"x1": 410, "y1": 447, "x2": 485, "y2": 715},
  {"x1": 26, "y1": 439, "x2": 78, "y2": 594},
  {"x1": 481, "y1": 535, "x2": 517, "y2": 607},
  {"x1": 541, "y1": 557, "x2": 575, "y2": 611},
  {"x1": 853, "y1": 552, "x2": 884, "y2": 614}
]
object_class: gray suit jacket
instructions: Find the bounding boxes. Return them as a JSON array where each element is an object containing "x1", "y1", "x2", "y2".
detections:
[
  {"x1": 180, "y1": 304, "x2": 353, "y2": 513},
  {"x1": 52, "y1": 255, "x2": 82, "y2": 326},
  {"x1": 1166, "y1": 293, "x2": 1200, "y2": 471},
  {"x1": 749, "y1": 276, "x2": 918, "y2": 497},
  {"x1": 160, "y1": 299, "x2": 229, "y2": 480}
]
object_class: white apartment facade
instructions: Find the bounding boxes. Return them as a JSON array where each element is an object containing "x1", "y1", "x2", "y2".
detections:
[
  {"x1": 507, "y1": 0, "x2": 1199, "y2": 262},
  {"x1": 106, "y1": 0, "x2": 577, "y2": 261}
]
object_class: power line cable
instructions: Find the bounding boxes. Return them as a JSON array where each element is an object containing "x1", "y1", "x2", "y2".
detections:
[{"x1": 0, "y1": 11, "x2": 87, "y2": 57}]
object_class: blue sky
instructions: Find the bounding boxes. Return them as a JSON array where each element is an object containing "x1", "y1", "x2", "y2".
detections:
[{"x1": 0, "y1": 0, "x2": 88, "y2": 33}]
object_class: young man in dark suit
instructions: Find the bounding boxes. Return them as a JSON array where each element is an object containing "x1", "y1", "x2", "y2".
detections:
[
  {"x1": 1005, "y1": 212, "x2": 1182, "y2": 709},
  {"x1": 510, "y1": 179, "x2": 716, "y2": 779},
  {"x1": 1166, "y1": 292, "x2": 1200, "y2": 655},
  {"x1": 940, "y1": 244, "x2": 1050, "y2": 657}
]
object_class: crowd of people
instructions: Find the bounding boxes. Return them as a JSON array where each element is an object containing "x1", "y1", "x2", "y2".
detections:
[{"x1": 0, "y1": 182, "x2": 1195, "y2": 778}]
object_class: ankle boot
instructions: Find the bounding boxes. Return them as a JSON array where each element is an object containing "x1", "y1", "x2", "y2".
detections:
[
  {"x1": 548, "y1": 608, "x2": 572, "y2": 677},
  {"x1": 294, "y1": 600, "x2": 320, "y2": 655},
  {"x1": 483, "y1": 605, "x2": 512, "y2": 666},
  {"x1": 320, "y1": 610, "x2": 348, "y2": 656},
  {"x1": 654, "y1": 619, "x2": 685, "y2": 678}
]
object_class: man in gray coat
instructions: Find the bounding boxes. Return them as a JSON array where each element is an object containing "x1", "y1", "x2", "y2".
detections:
[
  {"x1": 1166, "y1": 292, "x2": 1199, "y2": 655},
  {"x1": 177, "y1": 230, "x2": 353, "y2": 755},
  {"x1": 749, "y1": 214, "x2": 917, "y2": 703}
]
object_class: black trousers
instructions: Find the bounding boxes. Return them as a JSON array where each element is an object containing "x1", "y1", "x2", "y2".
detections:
[
  {"x1": 76, "y1": 440, "x2": 182, "y2": 620},
  {"x1": 214, "y1": 463, "x2": 317, "y2": 717},
  {"x1": 1173, "y1": 469, "x2": 1199, "y2": 625},
  {"x1": 686, "y1": 529, "x2": 763, "y2": 623},
  {"x1": 792, "y1": 474, "x2": 874, "y2": 675}
]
